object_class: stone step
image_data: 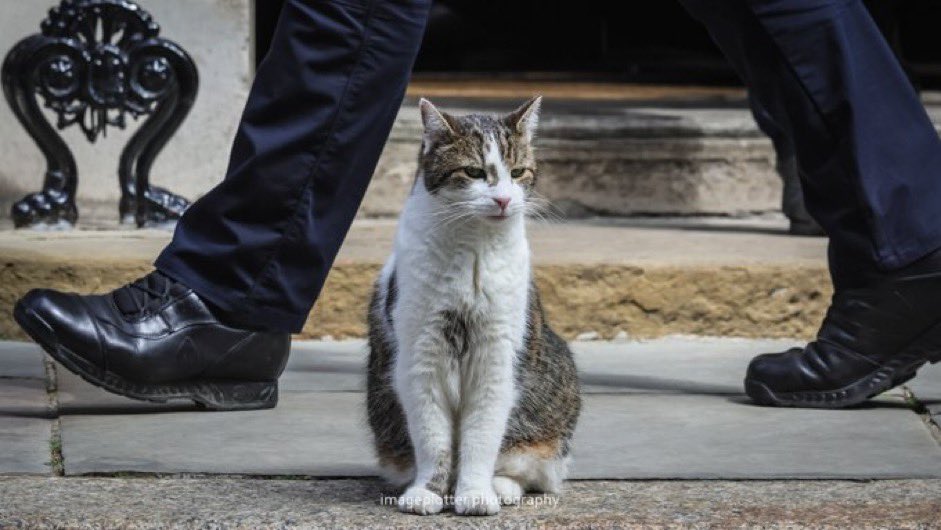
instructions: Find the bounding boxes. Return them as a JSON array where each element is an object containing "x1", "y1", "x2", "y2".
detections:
[
  {"x1": 0, "y1": 218, "x2": 830, "y2": 341},
  {"x1": 363, "y1": 97, "x2": 941, "y2": 218},
  {"x1": 369, "y1": 98, "x2": 782, "y2": 218},
  {"x1": 7, "y1": 95, "x2": 941, "y2": 224}
]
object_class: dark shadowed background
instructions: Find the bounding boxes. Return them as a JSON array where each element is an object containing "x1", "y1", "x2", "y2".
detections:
[{"x1": 255, "y1": 0, "x2": 941, "y2": 88}]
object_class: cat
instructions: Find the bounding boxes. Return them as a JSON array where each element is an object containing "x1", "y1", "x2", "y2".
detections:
[{"x1": 365, "y1": 96, "x2": 581, "y2": 516}]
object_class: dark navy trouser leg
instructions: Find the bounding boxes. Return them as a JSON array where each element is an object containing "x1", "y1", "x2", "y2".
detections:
[
  {"x1": 679, "y1": 0, "x2": 941, "y2": 273},
  {"x1": 155, "y1": 0, "x2": 430, "y2": 332}
]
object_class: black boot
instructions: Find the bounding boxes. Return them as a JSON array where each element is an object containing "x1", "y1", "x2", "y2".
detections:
[
  {"x1": 13, "y1": 271, "x2": 291, "y2": 411},
  {"x1": 745, "y1": 249, "x2": 941, "y2": 408}
]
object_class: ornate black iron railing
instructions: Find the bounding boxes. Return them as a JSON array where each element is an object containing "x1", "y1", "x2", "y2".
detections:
[{"x1": 2, "y1": 0, "x2": 198, "y2": 228}]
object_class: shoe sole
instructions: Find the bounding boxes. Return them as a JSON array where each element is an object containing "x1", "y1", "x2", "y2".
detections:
[
  {"x1": 745, "y1": 321, "x2": 941, "y2": 409},
  {"x1": 13, "y1": 302, "x2": 278, "y2": 411}
]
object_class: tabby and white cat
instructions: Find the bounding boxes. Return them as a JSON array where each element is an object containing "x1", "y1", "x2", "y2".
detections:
[{"x1": 366, "y1": 97, "x2": 581, "y2": 516}]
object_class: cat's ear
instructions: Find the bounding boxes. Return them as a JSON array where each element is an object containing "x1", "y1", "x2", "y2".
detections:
[
  {"x1": 419, "y1": 98, "x2": 458, "y2": 138},
  {"x1": 504, "y1": 96, "x2": 542, "y2": 141}
]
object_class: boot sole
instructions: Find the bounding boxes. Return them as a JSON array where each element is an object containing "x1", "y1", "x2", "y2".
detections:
[
  {"x1": 13, "y1": 302, "x2": 278, "y2": 411},
  {"x1": 745, "y1": 321, "x2": 941, "y2": 409}
]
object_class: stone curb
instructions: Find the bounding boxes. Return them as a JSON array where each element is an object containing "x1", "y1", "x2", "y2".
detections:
[
  {"x1": 1, "y1": 477, "x2": 940, "y2": 529},
  {"x1": 0, "y1": 257, "x2": 829, "y2": 341},
  {"x1": 0, "y1": 222, "x2": 831, "y2": 341}
]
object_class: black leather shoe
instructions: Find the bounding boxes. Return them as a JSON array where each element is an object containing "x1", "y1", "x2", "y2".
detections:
[
  {"x1": 13, "y1": 271, "x2": 291, "y2": 411},
  {"x1": 745, "y1": 250, "x2": 941, "y2": 408}
]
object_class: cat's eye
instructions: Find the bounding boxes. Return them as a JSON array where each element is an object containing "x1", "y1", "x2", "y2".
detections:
[
  {"x1": 463, "y1": 167, "x2": 487, "y2": 180},
  {"x1": 511, "y1": 168, "x2": 531, "y2": 179}
]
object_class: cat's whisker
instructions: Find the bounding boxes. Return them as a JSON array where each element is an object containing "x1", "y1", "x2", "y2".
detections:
[
  {"x1": 527, "y1": 191, "x2": 564, "y2": 217},
  {"x1": 524, "y1": 196, "x2": 563, "y2": 224},
  {"x1": 532, "y1": 205, "x2": 563, "y2": 223},
  {"x1": 435, "y1": 211, "x2": 479, "y2": 231},
  {"x1": 427, "y1": 200, "x2": 478, "y2": 218},
  {"x1": 428, "y1": 203, "x2": 476, "y2": 222}
]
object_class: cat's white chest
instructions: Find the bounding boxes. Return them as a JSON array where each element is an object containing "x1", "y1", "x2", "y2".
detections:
[
  {"x1": 397, "y1": 238, "x2": 528, "y2": 415},
  {"x1": 468, "y1": 245, "x2": 529, "y2": 309},
  {"x1": 399, "y1": 233, "x2": 529, "y2": 327}
]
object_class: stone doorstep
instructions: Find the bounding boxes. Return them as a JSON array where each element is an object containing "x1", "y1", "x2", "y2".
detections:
[
  {"x1": 392, "y1": 99, "x2": 941, "y2": 141},
  {"x1": 366, "y1": 102, "x2": 785, "y2": 219},
  {"x1": 0, "y1": 342, "x2": 52, "y2": 475},
  {"x1": 0, "y1": 220, "x2": 830, "y2": 341},
  {"x1": 60, "y1": 101, "x2": 792, "y2": 223},
  {"x1": 11, "y1": 100, "x2": 797, "y2": 226},
  {"x1": 362, "y1": 100, "x2": 941, "y2": 219}
]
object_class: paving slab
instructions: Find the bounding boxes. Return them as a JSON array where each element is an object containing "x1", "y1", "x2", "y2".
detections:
[
  {"x1": 60, "y1": 391, "x2": 375, "y2": 476},
  {"x1": 0, "y1": 342, "x2": 52, "y2": 475},
  {"x1": 572, "y1": 394, "x2": 941, "y2": 479},
  {"x1": 905, "y1": 361, "x2": 941, "y2": 424},
  {"x1": 57, "y1": 368, "x2": 202, "y2": 415},
  {"x1": 0, "y1": 417, "x2": 52, "y2": 475},
  {"x1": 49, "y1": 338, "x2": 941, "y2": 479},
  {"x1": 55, "y1": 338, "x2": 799, "y2": 409},
  {"x1": 64, "y1": 390, "x2": 941, "y2": 479},
  {"x1": 282, "y1": 341, "x2": 371, "y2": 393},
  {"x1": 284, "y1": 338, "x2": 909, "y2": 399},
  {"x1": 0, "y1": 341, "x2": 47, "y2": 380},
  {"x1": 54, "y1": 341, "x2": 372, "y2": 413},
  {"x1": 573, "y1": 337, "x2": 798, "y2": 394},
  {"x1": 0, "y1": 377, "x2": 52, "y2": 418},
  {"x1": 3, "y1": 477, "x2": 941, "y2": 529}
]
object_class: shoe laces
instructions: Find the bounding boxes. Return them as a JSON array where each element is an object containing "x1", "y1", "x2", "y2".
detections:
[{"x1": 113, "y1": 271, "x2": 185, "y2": 318}]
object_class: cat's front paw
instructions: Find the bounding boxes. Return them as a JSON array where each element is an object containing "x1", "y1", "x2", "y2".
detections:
[
  {"x1": 397, "y1": 485, "x2": 444, "y2": 515},
  {"x1": 454, "y1": 487, "x2": 501, "y2": 516},
  {"x1": 492, "y1": 476, "x2": 524, "y2": 506}
]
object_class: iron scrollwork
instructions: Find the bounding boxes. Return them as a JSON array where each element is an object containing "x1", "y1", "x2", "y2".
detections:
[{"x1": 2, "y1": 0, "x2": 198, "y2": 228}]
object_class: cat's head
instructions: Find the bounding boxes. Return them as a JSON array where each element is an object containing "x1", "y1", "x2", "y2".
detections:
[{"x1": 417, "y1": 97, "x2": 542, "y2": 224}]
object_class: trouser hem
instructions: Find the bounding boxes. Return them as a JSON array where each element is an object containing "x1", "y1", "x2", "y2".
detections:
[
  {"x1": 878, "y1": 238, "x2": 941, "y2": 271},
  {"x1": 155, "y1": 256, "x2": 306, "y2": 333}
]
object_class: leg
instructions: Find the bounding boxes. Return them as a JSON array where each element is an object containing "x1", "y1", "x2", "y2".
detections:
[
  {"x1": 379, "y1": 463, "x2": 414, "y2": 490},
  {"x1": 393, "y1": 336, "x2": 454, "y2": 515},
  {"x1": 156, "y1": 0, "x2": 431, "y2": 332},
  {"x1": 679, "y1": 0, "x2": 941, "y2": 407},
  {"x1": 14, "y1": 0, "x2": 431, "y2": 409},
  {"x1": 454, "y1": 339, "x2": 517, "y2": 516},
  {"x1": 680, "y1": 0, "x2": 941, "y2": 271},
  {"x1": 748, "y1": 95, "x2": 822, "y2": 236}
]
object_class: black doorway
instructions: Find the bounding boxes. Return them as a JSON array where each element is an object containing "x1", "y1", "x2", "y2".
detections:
[{"x1": 253, "y1": 0, "x2": 941, "y2": 88}]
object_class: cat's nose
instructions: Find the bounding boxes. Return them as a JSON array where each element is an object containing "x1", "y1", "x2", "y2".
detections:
[{"x1": 493, "y1": 197, "x2": 511, "y2": 211}]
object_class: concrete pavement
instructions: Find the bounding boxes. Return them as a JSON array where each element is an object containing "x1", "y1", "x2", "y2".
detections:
[
  {"x1": 3, "y1": 477, "x2": 941, "y2": 529},
  {"x1": 3, "y1": 338, "x2": 941, "y2": 527},
  {"x1": 6, "y1": 338, "x2": 941, "y2": 479}
]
